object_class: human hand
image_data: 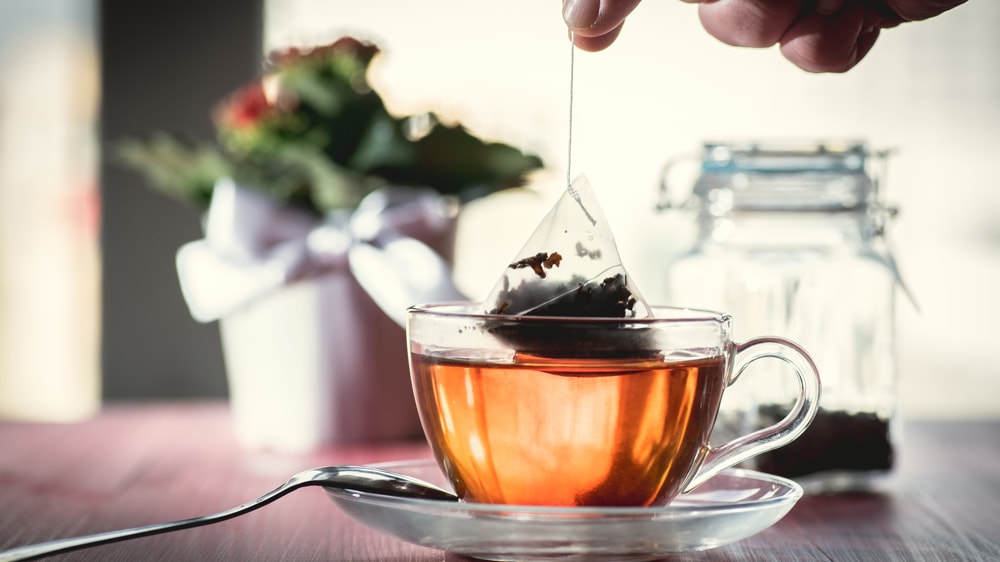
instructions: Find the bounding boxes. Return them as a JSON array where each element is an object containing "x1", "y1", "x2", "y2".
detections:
[{"x1": 562, "y1": 0, "x2": 969, "y2": 72}]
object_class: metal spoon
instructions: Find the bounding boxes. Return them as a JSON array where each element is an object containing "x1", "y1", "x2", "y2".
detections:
[{"x1": 0, "y1": 465, "x2": 458, "y2": 562}]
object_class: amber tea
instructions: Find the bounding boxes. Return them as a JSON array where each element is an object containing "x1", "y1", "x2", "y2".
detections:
[
  {"x1": 411, "y1": 351, "x2": 727, "y2": 507},
  {"x1": 406, "y1": 303, "x2": 821, "y2": 508}
]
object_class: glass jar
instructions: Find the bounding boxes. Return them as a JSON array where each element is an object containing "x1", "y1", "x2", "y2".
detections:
[{"x1": 658, "y1": 140, "x2": 906, "y2": 493}]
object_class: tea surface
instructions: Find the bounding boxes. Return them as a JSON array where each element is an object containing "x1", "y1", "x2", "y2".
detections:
[{"x1": 410, "y1": 352, "x2": 726, "y2": 506}]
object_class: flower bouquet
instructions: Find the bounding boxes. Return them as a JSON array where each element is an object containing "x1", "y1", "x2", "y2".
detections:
[
  {"x1": 115, "y1": 35, "x2": 542, "y2": 213},
  {"x1": 114, "y1": 36, "x2": 544, "y2": 452}
]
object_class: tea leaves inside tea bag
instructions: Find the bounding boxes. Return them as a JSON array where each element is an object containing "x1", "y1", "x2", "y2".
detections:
[
  {"x1": 483, "y1": 174, "x2": 651, "y2": 319},
  {"x1": 480, "y1": 175, "x2": 656, "y2": 358}
]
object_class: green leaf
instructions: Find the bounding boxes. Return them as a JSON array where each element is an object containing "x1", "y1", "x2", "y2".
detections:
[
  {"x1": 347, "y1": 110, "x2": 415, "y2": 173},
  {"x1": 374, "y1": 120, "x2": 543, "y2": 199},
  {"x1": 111, "y1": 133, "x2": 233, "y2": 210}
]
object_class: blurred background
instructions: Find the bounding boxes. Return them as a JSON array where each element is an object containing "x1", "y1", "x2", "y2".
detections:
[{"x1": 1, "y1": 0, "x2": 997, "y2": 420}]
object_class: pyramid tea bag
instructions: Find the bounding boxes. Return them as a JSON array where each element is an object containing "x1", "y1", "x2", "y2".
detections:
[
  {"x1": 484, "y1": 174, "x2": 651, "y2": 319},
  {"x1": 480, "y1": 175, "x2": 655, "y2": 359}
]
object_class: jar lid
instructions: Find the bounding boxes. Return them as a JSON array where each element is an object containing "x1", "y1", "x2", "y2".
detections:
[{"x1": 694, "y1": 140, "x2": 876, "y2": 213}]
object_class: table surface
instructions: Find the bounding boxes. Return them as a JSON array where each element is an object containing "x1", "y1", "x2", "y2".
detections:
[{"x1": 0, "y1": 402, "x2": 997, "y2": 561}]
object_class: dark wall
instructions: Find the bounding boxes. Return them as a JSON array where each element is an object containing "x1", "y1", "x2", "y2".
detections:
[{"x1": 100, "y1": 0, "x2": 263, "y2": 399}]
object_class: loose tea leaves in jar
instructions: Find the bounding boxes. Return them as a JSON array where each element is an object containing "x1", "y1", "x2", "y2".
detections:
[{"x1": 753, "y1": 406, "x2": 894, "y2": 481}]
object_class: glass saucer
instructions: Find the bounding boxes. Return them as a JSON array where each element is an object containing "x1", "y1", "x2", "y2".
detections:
[{"x1": 325, "y1": 459, "x2": 802, "y2": 561}]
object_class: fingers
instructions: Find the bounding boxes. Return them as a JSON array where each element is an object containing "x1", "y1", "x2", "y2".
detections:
[
  {"x1": 886, "y1": 0, "x2": 968, "y2": 21},
  {"x1": 816, "y1": 0, "x2": 848, "y2": 15},
  {"x1": 570, "y1": 24, "x2": 626, "y2": 52},
  {"x1": 779, "y1": 2, "x2": 878, "y2": 73},
  {"x1": 560, "y1": 0, "x2": 968, "y2": 72},
  {"x1": 563, "y1": 0, "x2": 642, "y2": 50},
  {"x1": 562, "y1": 0, "x2": 601, "y2": 32},
  {"x1": 695, "y1": 0, "x2": 804, "y2": 48},
  {"x1": 691, "y1": 0, "x2": 888, "y2": 73}
]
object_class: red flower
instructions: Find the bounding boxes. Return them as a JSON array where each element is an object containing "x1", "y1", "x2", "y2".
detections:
[{"x1": 213, "y1": 81, "x2": 273, "y2": 131}]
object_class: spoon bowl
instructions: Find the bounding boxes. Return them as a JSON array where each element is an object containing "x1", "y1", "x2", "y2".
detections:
[{"x1": 0, "y1": 465, "x2": 457, "y2": 562}]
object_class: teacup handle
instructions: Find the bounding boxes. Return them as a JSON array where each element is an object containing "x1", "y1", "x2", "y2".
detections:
[{"x1": 683, "y1": 336, "x2": 821, "y2": 493}]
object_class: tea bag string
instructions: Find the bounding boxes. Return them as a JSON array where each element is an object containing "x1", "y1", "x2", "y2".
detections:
[
  {"x1": 566, "y1": 38, "x2": 597, "y2": 226},
  {"x1": 566, "y1": 39, "x2": 575, "y2": 190}
]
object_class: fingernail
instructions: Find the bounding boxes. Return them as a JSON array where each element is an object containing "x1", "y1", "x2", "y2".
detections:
[
  {"x1": 563, "y1": 0, "x2": 600, "y2": 30},
  {"x1": 816, "y1": 0, "x2": 845, "y2": 15}
]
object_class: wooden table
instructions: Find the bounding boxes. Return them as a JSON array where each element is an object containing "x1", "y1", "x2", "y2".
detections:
[{"x1": 0, "y1": 402, "x2": 997, "y2": 561}]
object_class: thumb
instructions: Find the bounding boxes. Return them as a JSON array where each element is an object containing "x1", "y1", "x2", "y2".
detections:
[{"x1": 563, "y1": 0, "x2": 643, "y2": 37}]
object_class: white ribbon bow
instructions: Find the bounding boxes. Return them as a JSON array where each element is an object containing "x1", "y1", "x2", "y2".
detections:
[{"x1": 176, "y1": 178, "x2": 465, "y2": 325}]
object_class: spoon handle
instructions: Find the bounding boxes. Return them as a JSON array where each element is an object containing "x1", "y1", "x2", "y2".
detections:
[{"x1": 0, "y1": 480, "x2": 305, "y2": 562}]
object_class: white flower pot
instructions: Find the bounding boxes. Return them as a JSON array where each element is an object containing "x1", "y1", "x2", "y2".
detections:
[{"x1": 219, "y1": 269, "x2": 423, "y2": 453}]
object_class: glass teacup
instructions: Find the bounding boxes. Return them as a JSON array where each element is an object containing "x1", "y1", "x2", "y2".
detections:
[{"x1": 406, "y1": 303, "x2": 820, "y2": 507}]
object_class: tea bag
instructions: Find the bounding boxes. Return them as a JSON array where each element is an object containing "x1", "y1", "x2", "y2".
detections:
[{"x1": 483, "y1": 174, "x2": 651, "y2": 319}]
